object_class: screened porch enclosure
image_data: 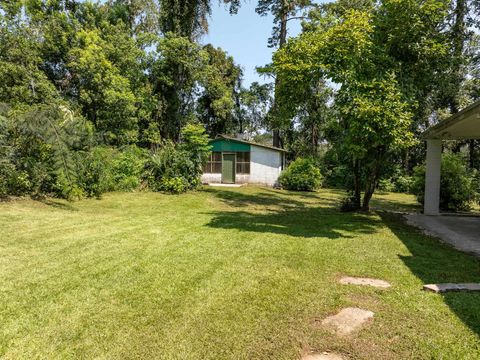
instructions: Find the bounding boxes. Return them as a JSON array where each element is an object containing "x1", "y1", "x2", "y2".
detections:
[{"x1": 203, "y1": 152, "x2": 251, "y2": 176}]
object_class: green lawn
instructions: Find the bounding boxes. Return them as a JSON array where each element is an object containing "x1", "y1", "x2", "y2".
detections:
[{"x1": 1, "y1": 187, "x2": 479, "y2": 359}]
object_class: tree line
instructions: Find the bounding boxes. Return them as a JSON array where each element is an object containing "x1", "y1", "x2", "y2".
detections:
[
  {"x1": 1, "y1": 0, "x2": 479, "y2": 210},
  {"x1": 0, "y1": 0, "x2": 277, "y2": 198}
]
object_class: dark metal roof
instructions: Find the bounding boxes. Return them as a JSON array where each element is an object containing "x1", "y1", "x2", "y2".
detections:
[{"x1": 211, "y1": 135, "x2": 288, "y2": 152}]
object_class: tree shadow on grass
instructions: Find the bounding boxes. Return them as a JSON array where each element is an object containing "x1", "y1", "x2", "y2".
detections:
[
  {"x1": 40, "y1": 199, "x2": 78, "y2": 211},
  {"x1": 202, "y1": 188, "x2": 341, "y2": 210},
  {"x1": 380, "y1": 212, "x2": 480, "y2": 336},
  {"x1": 370, "y1": 196, "x2": 421, "y2": 213},
  {"x1": 204, "y1": 188, "x2": 381, "y2": 239},
  {"x1": 202, "y1": 188, "x2": 308, "y2": 209}
]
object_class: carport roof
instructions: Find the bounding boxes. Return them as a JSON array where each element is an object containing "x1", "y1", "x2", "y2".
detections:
[{"x1": 423, "y1": 99, "x2": 480, "y2": 140}]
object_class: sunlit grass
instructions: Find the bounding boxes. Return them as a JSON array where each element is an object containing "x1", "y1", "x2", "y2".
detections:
[{"x1": 0, "y1": 187, "x2": 479, "y2": 359}]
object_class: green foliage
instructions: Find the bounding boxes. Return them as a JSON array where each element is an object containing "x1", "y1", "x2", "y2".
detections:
[
  {"x1": 145, "y1": 124, "x2": 210, "y2": 194},
  {"x1": 412, "y1": 153, "x2": 478, "y2": 211},
  {"x1": 145, "y1": 141, "x2": 199, "y2": 193},
  {"x1": 378, "y1": 166, "x2": 414, "y2": 193},
  {"x1": 279, "y1": 158, "x2": 322, "y2": 191},
  {"x1": 77, "y1": 147, "x2": 117, "y2": 198},
  {"x1": 180, "y1": 123, "x2": 212, "y2": 158},
  {"x1": 0, "y1": 103, "x2": 91, "y2": 199},
  {"x1": 197, "y1": 44, "x2": 242, "y2": 137},
  {"x1": 77, "y1": 145, "x2": 147, "y2": 198},
  {"x1": 272, "y1": 8, "x2": 423, "y2": 209},
  {"x1": 158, "y1": 176, "x2": 190, "y2": 194},
  {"x1": 238, "y1": 82, "x2": 273, "y2": 136},
  {"x1": 112, "y1": 146, "x2": 148, "y2": 191},
  {"x1": 68, "y1": 29, "x2": 139, "y2": 144},
  {"x1": 152, "y1": 34, "x2": 208, "y2": 140}
]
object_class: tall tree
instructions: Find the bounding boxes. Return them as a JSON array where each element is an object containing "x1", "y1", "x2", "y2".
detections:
[
  {"x1": 197, "y1": 44, "x2": 242, "y2": 137},
  {"x1": 272, "y1": 2, "x2": 453, "y2": 209},
  {"x1": 68, "y1": 29, "x2": 138, "y2": 144},
  {"x1": 256, "y1": 0, "x2": 311, "y2": 147},
  {"x1": 238, "y1": 82, "x2": 273, "y2": 137},
  {"x1": 151, "y1": 34, "x2": 208, "y2": 140}
]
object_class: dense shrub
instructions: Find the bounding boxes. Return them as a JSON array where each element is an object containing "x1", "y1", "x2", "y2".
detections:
[
  {"x1": 145, "y1": 142, "x2": 199, "y2": 193},
  {"x1": 279, "y1": 158, "x2": 323, "y2": 191},
  {"x1": 111, "y1": 146, "x2": 147, "y2": 191},
  {"x1": 377, "y1": 174, "x2": 414, "y2": 193},
  {"x1": 412, "y1": 153, "x2": 478, "y2": 211},
  {"x1": 323, "y1": 164, "x2": 354, "y2": 189},
  {"x1": 377, "y1": 178, "x2": 396, "y2": 192},
  {"x1": 0, "y1": 103, "x2": 91, "y2": 200},
  {"x1": 76, "y1": 147, "x2": 116, "y2": 198},
  {"x1": 145, "y1": 124, "x2": 211, "y2": 194},
  {"x1": 77, "y1": 146, "x2": 147, "y2": 198},
  {"x1": 1, "y1": 111, "x2": 208, "y2": 198}
]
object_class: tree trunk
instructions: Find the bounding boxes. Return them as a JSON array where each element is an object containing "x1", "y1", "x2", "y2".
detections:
[
  {"x1": 272, "y1": 0, "x2": 289, "y2": 148},
  {"x1": 353, "y1": 159, "x2": 361, "y2": 210},
  {"x1": 449, "y1": 0, "x2": 466, "y2": 114},
  {"x1": 361, "y1": 156, "x2": 382, "y2": 211},
  {"x1": 469, "y1": 139, "x2": 475, "y2": 168}
]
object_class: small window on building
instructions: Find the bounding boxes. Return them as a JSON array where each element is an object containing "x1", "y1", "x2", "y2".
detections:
[
  {"x1": 203, "y1": 152, "x2": 222, "y2": 174},
  {"x1": 236, "y1": 152, "x2": 250, "y2": 174}
]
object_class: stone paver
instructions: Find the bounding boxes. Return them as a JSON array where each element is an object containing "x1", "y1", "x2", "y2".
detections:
[
  {"x1": 423, "y1": 283, "x2": 480, "y2": 293},
  {"x1": 321, "y1": 307, "x2": 374, "y2": 336},
  {"x1": 302, "y1": 352, "x2": 345, "y2": 360},
  {"x1": 339, "y1": 276, "x2": 391, "y2": 288}
]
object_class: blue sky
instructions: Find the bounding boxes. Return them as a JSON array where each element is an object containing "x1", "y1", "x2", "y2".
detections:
[{"x1": 202, "y1": 1, "x2": 304, "y2": 86}]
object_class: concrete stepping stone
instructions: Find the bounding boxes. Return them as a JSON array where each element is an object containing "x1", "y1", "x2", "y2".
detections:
[
  {"x1": 302, "y1": 352, "x2": 345, "y2": 360},
  {"x1": 321, "y1": 307, "x2": 374, "y2": 336},
  {"x1": 339, "y1": 276, "x2": 391, "y2": 288},
  {"x1": 423, "y1": 283, "x2": 480, "y2": 293}
]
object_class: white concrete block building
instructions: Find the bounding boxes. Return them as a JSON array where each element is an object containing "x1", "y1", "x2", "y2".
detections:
[{"x1": 202, "y1": 135, "x2": 287, "y2": 186}]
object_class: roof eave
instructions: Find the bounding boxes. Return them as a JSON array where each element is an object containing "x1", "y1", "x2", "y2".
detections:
[
  {"x1": 422, "y1": 98, "x2": 480, "y2": 140},
  {"x1": 213, "y1": 135, "x2": 288, "y2": 152}
]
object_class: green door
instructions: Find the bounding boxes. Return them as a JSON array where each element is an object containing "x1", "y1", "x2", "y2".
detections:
[{"x1": 222, "y1": 153, "x2": 235, "y2": 183}]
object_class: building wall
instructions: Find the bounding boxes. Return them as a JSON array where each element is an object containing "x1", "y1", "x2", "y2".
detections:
[
  {"x1": 249, "y1": 145, "x2": 282, "y2": 186},
  {"x1": 201, "y1": 146, "x2": 283, "y2": 186},
  {"x1": 201, "y1": 173, "x2": 250, "y2": 184},
  {"x1": 201, "y1": 173, "x2": 221, "y2": 184}
]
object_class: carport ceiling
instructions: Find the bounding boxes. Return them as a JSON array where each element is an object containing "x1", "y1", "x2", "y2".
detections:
[{"x1": 423, "y1": 99, "x2": 480, "y2": 140}]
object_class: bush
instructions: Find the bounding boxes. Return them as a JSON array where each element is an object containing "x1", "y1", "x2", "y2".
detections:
[
  {"x1": 158, "y1": 177, "x2": 190, "y2": 194},
  {"x1": 394, "y1": 174, "x2": 414, "y2": 193},
  {"x1": 412, "y1": 153, "x2": 478, "y2": 211},
  {"x1": 76, "y1": 147, "x2": 116, "y2": 198},
  {"x1": 377, "y1": 178, "x2": 396, "y2": 192},
  {"x1": 76, "y1": 145, "x2": 146, "y2": 198},
  {"x1": 279, "y1": 158, "x2": 323, "y2": 191},
  {"x1": 377, "y1": 175, "x2": 414, "y2": 193},
  {"x1": 111, "y1": 145, "x2": 147, "y2": 191},
  {"x1": 145, "y1": 124, "x2": 210, "y2": 194},
  {"x1": 145, "y1": 141, "x2": 200, "y2": 193}
]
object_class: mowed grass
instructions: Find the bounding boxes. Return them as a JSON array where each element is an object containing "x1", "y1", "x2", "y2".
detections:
[{"x1": 1, "y1": 187, "x2": 479, "y2": 359}]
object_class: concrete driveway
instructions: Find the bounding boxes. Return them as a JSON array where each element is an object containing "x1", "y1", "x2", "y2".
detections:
[{"x1": 405, "y1": 214, "x2": 480, "y2": 257}]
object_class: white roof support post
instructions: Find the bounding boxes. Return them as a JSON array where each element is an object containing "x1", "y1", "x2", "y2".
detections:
[{"x1": 424, "y1": 139, "x2": 442, "y2": 215}]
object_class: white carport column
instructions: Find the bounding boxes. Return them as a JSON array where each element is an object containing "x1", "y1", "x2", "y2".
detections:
[{"x1": 424, "y1": 139, "x2": 442, "y2": 215}]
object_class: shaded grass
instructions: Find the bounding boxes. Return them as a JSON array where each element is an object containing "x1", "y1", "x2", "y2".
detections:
[{"x1": 0, "y1": 187, "x2": 479, "y2": 359}]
